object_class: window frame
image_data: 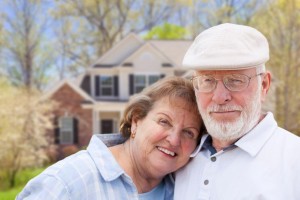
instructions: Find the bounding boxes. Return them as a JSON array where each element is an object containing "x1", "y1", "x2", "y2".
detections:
[
  {"x1": 58, "y1": 117, "x2": 74, "y2": 144},
  {"x1": 133, "y1": 74, "x2": 160, "y2": 93},
  {"x1": 99, "y1": 75, "x2": 114, "y2": 97}
]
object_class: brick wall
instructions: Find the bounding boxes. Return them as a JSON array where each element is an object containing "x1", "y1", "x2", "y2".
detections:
[{"x1": 50, "y1": 83, "x2": 93, "y2": 160}]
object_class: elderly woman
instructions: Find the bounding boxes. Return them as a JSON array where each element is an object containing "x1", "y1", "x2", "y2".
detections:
[{"x1": 17, "y1": 76, "x2": 204, "y2": 200}]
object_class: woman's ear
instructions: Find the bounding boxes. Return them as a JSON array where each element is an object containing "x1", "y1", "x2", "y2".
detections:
[{"x1": 131, "y1": 117, "x2": 137, "y2": 132}]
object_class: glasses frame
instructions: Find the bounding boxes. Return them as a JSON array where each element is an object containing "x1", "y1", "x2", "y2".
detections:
[{"x1": 191, "y1": 73, "x2": 265, "y2": 92}]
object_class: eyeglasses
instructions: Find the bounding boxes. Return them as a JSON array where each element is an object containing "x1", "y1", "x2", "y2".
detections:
[{"x1": 191, "y1": 73, "x2": 264, "y2": 92}]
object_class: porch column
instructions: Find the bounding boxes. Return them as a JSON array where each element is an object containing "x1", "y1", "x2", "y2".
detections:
[{"x1": 93, "y1": 109, "x2": 100, "y2": 134}]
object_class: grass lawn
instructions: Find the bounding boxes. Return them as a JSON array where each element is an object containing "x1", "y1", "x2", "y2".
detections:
[
  {"x1": 0, "y1": 167, "x2": 46, "y2": 200},
  {"x1": 0, "y1": 185, "x2": 24, "y2": 200}
]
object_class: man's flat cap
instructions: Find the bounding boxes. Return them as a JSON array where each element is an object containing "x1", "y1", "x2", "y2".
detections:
[{"x1": 182, "y1": 23, "x2": 269, "y2": 70}]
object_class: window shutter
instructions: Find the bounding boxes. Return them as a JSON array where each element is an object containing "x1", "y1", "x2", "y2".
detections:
[
  {"x1": 73, "y1": 118, "x2": 78, "y2": 144},
  {"x1": 160, "y1": 74, "x2": 165, "y2": 79},
  {"x1": 114, "y1": 76, "x2": 119, "y2": 96},
  {"x1": 54, "y1": 117, "x2": 60, "y2": 144},
  {"x1": 95, "y1": 75, "x2": 100, "y2": 96},
  {"x1": 129, "y1": 74, "x2": 134, "y2": 95}
]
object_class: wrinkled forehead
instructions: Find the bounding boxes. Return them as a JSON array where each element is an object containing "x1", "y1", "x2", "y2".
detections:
[
  {"x1": 157, "y1": 96, "x2": 197, "y2": 116},
  {"x1": 194, "y1": 67, "x2": 257, "y2": 76},
  {"x1": 163, "y1": 96, "x2": 194, "y2": 108}
]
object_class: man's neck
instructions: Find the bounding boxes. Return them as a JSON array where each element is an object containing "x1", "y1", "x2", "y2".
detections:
[{"x1": 212, "y1": 138, "x2": 236, "y2": 152}]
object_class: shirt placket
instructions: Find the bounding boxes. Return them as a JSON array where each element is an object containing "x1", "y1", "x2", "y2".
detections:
[{"x1": 197, "y1": 150, "x2": 222, "y2": 200}]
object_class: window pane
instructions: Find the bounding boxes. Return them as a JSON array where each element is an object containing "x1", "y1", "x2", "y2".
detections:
[
  {"x1": 149, "y1": 75, "x2": 160, "y2": 85},
  {"x1": 60, "y1": 117, "x2": 73, "y2": 131},
  {"x1": 102, "y1": 87, "x2": 112, "y2": 96},
  {"x1": 100, "y1": 76, "x2": 112, "y2": 85},
  {"x1": 135, "y1": 86, "x2": 144, "y2": 93},
  {"x1": 60, "y1": 131, "x2": 73, "y2": 143},
  {"x1": 99, "y1": 75, "x2": 113, "y2": 96},
  {"x1": 59, "y1": 117, "x2": 74, "y2": 144},
  {"x1": 135, "y1": 75, "x2": 146, "y2": 85}
]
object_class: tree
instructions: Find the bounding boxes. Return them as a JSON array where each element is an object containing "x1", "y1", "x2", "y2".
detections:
[
  {"x1": 0, "y1": 78, "x2": 56, "y2": 188},
  {"x1": 190, "y1": 0, "x2": 264, "y2": 37},
  {"x1": 252, "y1": 0, "x2": 300, "y2": 135},
  {"x1": 143, "y1": 23, "x2": 188, "y2": 39},
  {"x1": 51, "y1": 0, "x2": 183, "y2": 76},
  {"x1": 1, "y1": 0, "x2": 55, "y2": 90}
]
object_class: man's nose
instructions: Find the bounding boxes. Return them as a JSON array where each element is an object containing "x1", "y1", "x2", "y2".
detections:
[{"x1": 211, "y1": 80, "x2": 232, "y2": 104}]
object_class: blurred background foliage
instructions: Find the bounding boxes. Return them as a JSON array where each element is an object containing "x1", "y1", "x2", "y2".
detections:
[{"x1": 0, "y1": 0, "x2": 300, "y2": 191}]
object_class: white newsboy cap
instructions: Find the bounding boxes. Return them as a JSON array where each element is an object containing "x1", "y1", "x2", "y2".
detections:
[{"x1": 182, "y1": 23, "x2": 269, "y2": 70}]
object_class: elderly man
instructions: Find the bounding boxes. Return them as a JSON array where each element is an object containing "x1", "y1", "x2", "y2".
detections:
[{"x1": 174, "y1": 23, "x2": 300, "y2": 199}]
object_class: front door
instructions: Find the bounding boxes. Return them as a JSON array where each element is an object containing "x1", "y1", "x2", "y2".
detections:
[{"x1": 101, "y1": 119, "x2": 113, "y2": 134}]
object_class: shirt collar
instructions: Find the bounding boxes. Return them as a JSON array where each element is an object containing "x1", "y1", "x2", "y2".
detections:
[
  {"x1": 190, "y1": 112, "x2": 277, "y2": 157},
  {"x1": 235, "y1": 112, "x2": 277, "y2": 157},
  {"x1": 87, "y1": 135, "x2": 125, "y2": 181},
  {"x1": 190, "y1": 134, "x2": 208, "y2": 157}
]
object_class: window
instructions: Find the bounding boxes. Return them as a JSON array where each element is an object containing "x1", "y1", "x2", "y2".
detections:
[
  {"x1": 149, "y1": 75, "x2": 160, "y2": 85},
  {"x1": 100, "y1": 76, "x2": 113, "y2": 96},
  {"x1": 134, "y1": 75, "x2": 160, "y2": 93},
  {"x1": 134, "y1": 75, "x2": 146, "y2": 93},
  {"x1": 59, "y1": 117, "x2": 74, "y2": 144}
]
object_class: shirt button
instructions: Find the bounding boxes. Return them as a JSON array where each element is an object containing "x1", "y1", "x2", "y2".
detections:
[
  {"x1": 211, "y1": 156, "x2": 216, "y2": 162},
  {"x1": 204, "y1": 180, "x2": 209, "y2": 185}
]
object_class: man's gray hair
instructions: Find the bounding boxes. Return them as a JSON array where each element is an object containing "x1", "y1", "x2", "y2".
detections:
[
  {"x1": 256, "y1": 64, "x2": 266, "y2": 84},
  {"x1": 256, "y1": 64, "x2": 266, "y2": 74}
]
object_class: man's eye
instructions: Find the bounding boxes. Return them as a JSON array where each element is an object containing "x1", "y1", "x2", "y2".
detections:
[
  {"x1": 228, "y1": 78, "x2": 244, "y2": 84},
  {"x1": 203, "y1": 77, "x2": 214, "y2": 82}
]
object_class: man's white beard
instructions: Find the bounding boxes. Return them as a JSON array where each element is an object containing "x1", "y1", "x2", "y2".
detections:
[{"x1": 198, "y1": 89, "x2": 262, "y2": 142}]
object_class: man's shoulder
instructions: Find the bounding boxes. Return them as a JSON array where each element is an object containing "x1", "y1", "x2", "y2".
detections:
[{"x1": 275, "y1": 127, "x2": 300, "y2": 144}]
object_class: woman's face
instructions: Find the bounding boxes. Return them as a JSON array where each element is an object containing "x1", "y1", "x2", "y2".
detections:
[{"x1": 130, "y1": 96, "x2": 201, "y2": 179}]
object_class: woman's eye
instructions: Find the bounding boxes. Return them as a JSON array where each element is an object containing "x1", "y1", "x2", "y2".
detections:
[
  {"x1": 159, "y1": 119, "x2": 170, "y2": 126},
  {"x1": 183, "y1": 130, "x2": 195, "y2": 139}
]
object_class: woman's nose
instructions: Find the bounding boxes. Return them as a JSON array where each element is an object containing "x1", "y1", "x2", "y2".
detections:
[{"x1": 166, "y1": 130, "x2": 181, "y2": 147}]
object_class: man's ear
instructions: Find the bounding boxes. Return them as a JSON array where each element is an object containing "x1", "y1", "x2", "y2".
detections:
[{"x1": 261, "y1": 71, "x2": 271, "y2": 102}]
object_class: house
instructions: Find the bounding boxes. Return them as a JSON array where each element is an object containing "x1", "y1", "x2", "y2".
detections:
[{"x1": 45, "y1": 33, "x2": 193, "y2": 159}]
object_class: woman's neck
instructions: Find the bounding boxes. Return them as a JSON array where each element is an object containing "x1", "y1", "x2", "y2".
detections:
[{"x1": 109, "y1": 141, "x2": 162, "y2": 193}]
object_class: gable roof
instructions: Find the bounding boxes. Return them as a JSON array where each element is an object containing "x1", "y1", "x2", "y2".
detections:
[
  {"x1": 92, "y1": 33, "x2": 144, "y2": 67},
  {"x1": 149, "y1": 40, "x2": 192, "y2": 66},
  {"x1": 122, "y1": 42, "x2": 175, "y2": 66},
  {"x1": 91, "y1": 33, "x2": 192, "y2": 68},
  {"x1": 43, "y1": 79, "x2": 95, "y2": 103}
]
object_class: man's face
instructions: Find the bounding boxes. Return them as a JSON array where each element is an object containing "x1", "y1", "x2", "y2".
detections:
[{"x1": 194, "y1": 68, "x2": 270, "y2": 142}]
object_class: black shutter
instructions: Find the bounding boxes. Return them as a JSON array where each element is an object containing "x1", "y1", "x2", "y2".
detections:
[
  {"x1": 73, "y1": 118, "x2": 78, "y2": 144},
  {"x1": 95, "y1": 75, "x2": 100, "y2": 96},
  {"x1": 114, "y1": 76, "x2": 119, "y2": 97},
  {"x1": 54, "y1": 117, "x2": 60, "y2": 144},
  {"x1": 80, "y1": 75, "x2": 91, "y2": 95},
  {"x1": 129, "y1": 74, "x2": 134, "y2": 95},
  {"x1": 160, "y1": 74, "x2": 165, "y2": 79}
]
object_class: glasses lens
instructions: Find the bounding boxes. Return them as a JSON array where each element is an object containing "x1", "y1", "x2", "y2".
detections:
[
  {"x1": 223, "y1": 74, "x2": 249, "y2": 91},
  {"x1": 193, "y1": 76, "x2": 215, "y2": 92}
]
